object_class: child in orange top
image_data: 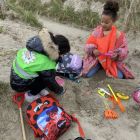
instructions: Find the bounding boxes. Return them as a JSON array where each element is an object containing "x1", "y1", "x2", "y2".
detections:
[{"x1": 82, "y1": 0, "x2": 134, "y2": 79}]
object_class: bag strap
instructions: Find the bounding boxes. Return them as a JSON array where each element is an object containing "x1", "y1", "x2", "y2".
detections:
[
  {"x1": 47, "y1": 94, "x2": 61, "y2": 106},
  {"x1": 26, "y1": 119, "x2": 39, "y2": 137},
  {"x1": 71, "y1": 115, "x2": 85, "y2": 138}
]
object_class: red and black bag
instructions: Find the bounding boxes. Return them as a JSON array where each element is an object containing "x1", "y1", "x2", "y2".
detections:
[{"x1": 26, "y1": 94, "x2": 85, "y2": 140}]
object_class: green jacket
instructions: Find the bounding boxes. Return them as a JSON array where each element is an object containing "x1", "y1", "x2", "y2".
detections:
[{"x1": 13, "y1": 48, "x2": 56, "y2": 79}]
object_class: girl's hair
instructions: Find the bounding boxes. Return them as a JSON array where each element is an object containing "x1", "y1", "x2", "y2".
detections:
[
  {"x1": 102, "y1": 0, "x2": 119, "y2": 20},
  {"x1": 54, "y1": 35, "x2": 70, "y2": 55},
  {"x1": 49, "y1": 32, "x2": 70, "y2": 55}
]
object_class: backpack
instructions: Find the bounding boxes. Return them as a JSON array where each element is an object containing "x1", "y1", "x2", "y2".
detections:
[
  {"x1": 56, "y1": 53, "x2": 83, "y2": 74},
  {"x1": 26, "y1": 94, "x2": 85, "y2": 140},
  {"x1": 69, "y1": 54, "x2": 83, "y2": 71}
]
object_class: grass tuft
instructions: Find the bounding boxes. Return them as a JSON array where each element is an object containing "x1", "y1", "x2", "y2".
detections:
[
  {"x1": 41, "y1": 0, "x2": 100, "y2": 29},
  {"x1": 6, "y1": 0, "x2": 42, "y2": 28},
  {"x1": 0, "y1": 11, "x2": 6, "y2": 20},
  {"x1": 0, "y1": 26, "x2": 4, "y2": 33},
  {"x1": 6, "y1": 0, "x2": 99, "y2": 29},
  {"x1": 4, "y1": 0, "x2": 140, "y2": 31}
]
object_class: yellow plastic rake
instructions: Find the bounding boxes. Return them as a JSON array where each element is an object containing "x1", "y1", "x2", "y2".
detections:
[{"x1": 107, "y1": 84, "x2": 125, "y2": 112}]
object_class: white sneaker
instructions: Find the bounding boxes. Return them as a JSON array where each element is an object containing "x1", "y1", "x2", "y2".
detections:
[
  {"x1": 25, "y1": 91, "x2": 41, "y2": 103},
  {"x1": 39, "y1": 89, "x2": 49, "y2": 96}
]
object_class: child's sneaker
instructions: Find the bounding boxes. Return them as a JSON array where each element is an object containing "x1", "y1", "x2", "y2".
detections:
[
  {"x1": 55, "y1": 76, "x2": 65, "y2": 87},
  {"x1": 25, "y1": 91, "x2": 41, "y2": 103},
  {"x1": 39, "y1": 89, "x2": 49, "y2": 96},
  {"x1": 74, "y1": 137, "x2": 85, "y2": 140}
]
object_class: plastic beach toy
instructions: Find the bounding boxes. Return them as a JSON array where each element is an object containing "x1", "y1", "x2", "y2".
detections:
[
  {"x1": 132, "y1": 88, "x2": 140, "y2": 104},
  {"x1": 116, "y1": 92, "x2": 130, "y2": 100}
]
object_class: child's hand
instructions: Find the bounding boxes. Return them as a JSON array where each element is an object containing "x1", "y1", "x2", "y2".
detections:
[
  {"x1": 111, "y1": 53, "x2": 118, "y2": 61},
  {"x1": 93, "y1": 49, "x2": 100, "y2": 57},
  {"x1": 110, "y1": 49, "x2": 120, "y2": 61}
]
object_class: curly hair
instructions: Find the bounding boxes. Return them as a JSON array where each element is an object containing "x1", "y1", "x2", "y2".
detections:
[{"x1": 103, "y1": 0, "x2": 119, "y2": 20}]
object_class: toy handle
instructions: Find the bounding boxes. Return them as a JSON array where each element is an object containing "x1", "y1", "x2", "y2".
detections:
[
  {"x1": 19, "y1": 108, "x2": 27, "y2": 140},
  {"x1": 13, "y1": 93, "x2": 25, "y2": 108},
  {"x1": 118, "y1": 99, "x2": 125, "y2": 112}
]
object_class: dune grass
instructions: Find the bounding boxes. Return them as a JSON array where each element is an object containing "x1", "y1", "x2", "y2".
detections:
[
  {"x1": 18, "y1": 0, "x2": 100, "y2": 28},
  {"x1": 0, "y1": 26, "x2": 4, "y2": 33},
  {"x1": 6, "y1": 0, "x2": 42, "y2": 28},
  {"x1": 0, "y1": 4, "x2": 6, "y2": 20},
  {"x1": 40, "y1": 0, "x2": 100, "y2": 29},
  {"x1": 5, "y1": 0, "x2": 140, "y2": 31},
  {"x1": 0, "y1": 10, "x2": 6, "y2": 20},
  {"x1": 6, "y1": 0, "x2": 100, "y2": 29}
]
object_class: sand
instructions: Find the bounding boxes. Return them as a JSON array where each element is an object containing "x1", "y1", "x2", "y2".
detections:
[{"x1": 0, "y1": 17, "x2": 140, "y2": 140}]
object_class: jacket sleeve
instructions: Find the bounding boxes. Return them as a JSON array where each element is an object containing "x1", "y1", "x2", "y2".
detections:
[
  {"x1": 84, "y1": 27, "x2": 100, "y2": 56},
  {"x1": 115, "y1": 33, "x2": 128, "y2": 61},
  {"x1": 38, "y1": 70, "x2": 63, "y2": 94}
]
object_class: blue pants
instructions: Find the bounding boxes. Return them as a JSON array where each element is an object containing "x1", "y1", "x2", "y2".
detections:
[{"x1": 86, "y1": 63, "x2": 124, "y2": 79}]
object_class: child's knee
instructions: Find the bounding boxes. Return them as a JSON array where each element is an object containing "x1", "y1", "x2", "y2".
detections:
[{"x1": 118, "y1": 70, "x2": 124, "y2": 79}]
